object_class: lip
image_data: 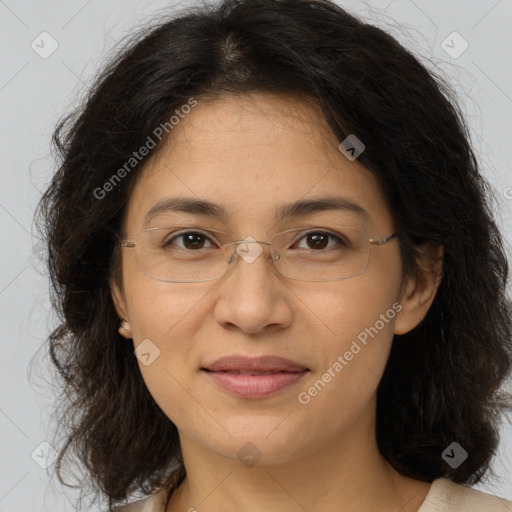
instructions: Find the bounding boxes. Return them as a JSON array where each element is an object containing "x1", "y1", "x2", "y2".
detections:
[
  {"x1": 201, "y1": 355, "x2": 310, "y2": 399},
  {"x1": 204, "y1": 355, "x2": 309, "y2": 373}
]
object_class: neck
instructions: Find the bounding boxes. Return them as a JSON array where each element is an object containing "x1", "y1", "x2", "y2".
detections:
[{"x1": 165, "y1": 400, "x2": 431, "y2": 512}]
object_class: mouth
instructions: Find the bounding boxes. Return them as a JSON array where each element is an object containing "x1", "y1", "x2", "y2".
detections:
[
  {"x1": 201, "y1": 355, "x2": 310, "y2": 399},
  {"x1": 204, "y1": 370, "x2": 302, "y2": 375}
]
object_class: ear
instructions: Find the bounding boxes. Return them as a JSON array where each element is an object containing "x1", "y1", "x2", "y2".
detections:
[
  {"x1": 111, "y1": 279, "x2": 132, "y2": 339},
  {"x1": 394, "y1": 243, "x2": 443, "y2": 335}
]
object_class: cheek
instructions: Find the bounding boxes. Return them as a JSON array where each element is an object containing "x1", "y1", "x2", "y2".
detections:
[
  {"x1": 123, "y1": 257, "x2": 205, "y2": 346},
  {"x1": 291, "y1": 268, "x2": 401, "y2": 352},
  {"x1": 294, "y1": 290, "x2": 399, "y2": 438},
  {"x1": 124, "y1": 281, "x2": 212, "y2": 424},
  {"x1": 317, "y1": 286, "x2": 397, "y2": 389},
  {"x1": 292, "y1": 254, "x2": 402, "y2": 402}
]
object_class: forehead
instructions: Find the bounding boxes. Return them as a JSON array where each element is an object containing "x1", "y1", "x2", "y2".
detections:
[{"x1": 123, "y1": 92, "x2": 393, "y2": 233}]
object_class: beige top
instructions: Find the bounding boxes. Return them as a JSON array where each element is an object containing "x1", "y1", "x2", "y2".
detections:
[{"x1": 118, "y1": 478, "x2": 512, "y2": 511}]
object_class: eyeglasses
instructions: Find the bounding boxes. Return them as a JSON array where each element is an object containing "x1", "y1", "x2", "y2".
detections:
[{"x1": 119, "y1": 226, "x2": 398, "y2": 283}]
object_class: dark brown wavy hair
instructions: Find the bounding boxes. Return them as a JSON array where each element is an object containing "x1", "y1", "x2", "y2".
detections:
[{"x1": 35, "y1": 0, "x2": 512, "y2": 510}]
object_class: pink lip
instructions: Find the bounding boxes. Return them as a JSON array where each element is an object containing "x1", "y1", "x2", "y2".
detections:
[{"x1": 201, "y1": 355, "x2": 310, "y2": 399}]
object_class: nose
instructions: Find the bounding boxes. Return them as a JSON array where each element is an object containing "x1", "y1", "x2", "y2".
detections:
[{"x1": 213, "y1": 239, "x2": 294, "y2": 335}]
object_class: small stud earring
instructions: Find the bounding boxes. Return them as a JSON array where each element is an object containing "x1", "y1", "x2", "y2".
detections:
[{"x1": 118, "y1": 320, "x2": 132, "y2": 337}]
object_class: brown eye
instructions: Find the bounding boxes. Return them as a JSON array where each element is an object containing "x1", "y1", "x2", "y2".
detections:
[
  {"x1": 294, "y1": 231, "x2": 348, "y2": 251},
  {"x1": 164, "y1": 231, "x2": 215, "y2": 250}
]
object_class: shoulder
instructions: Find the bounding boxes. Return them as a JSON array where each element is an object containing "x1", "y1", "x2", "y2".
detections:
[
  {"x1": 419, "y1": 478, "x2": 512, "y2": 512},
  {"x1": 115, "y1": 485, "x2": 170, "y2": 512}
]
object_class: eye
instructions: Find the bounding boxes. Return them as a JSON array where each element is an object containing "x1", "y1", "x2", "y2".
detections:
[
  {"x1": 163, "y1": 231, "x2": 217, "y2": 250},
  {"x1": 292, "y1": 231, "x2": 349, "y2": 251}
]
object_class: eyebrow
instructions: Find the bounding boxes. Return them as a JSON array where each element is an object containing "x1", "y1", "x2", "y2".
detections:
[{"x1": 143, "y1": 195, "x2": 370, "y2": 227}]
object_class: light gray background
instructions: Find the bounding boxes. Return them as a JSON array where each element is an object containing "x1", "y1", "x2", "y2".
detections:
[{"x1": 1, "y1": 0, "x2": 511, "y2": 510}]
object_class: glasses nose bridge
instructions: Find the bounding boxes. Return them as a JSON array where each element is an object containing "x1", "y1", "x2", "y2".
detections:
[{"x1": 226, "y1": 237, "x2": 280, "y2": 269}]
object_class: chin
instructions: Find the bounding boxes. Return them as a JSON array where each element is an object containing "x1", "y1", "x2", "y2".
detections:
[{"x1": 196, "y1": 418, "x2": 311, "y2": 466}]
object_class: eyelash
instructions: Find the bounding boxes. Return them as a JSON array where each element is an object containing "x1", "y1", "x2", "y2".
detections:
[{"x1": 163, "y1": 230, "x2": 349, "y2": 251}]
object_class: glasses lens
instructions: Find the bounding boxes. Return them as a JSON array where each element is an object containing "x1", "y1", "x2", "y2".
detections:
[
  {"x1": 136, "y1": 227, "x2": 229, "y2": 282},
  {"x1": 133, "y1": 226, "x2": 372, "y2": 282},
  {"x1": 271, "y1": 227, "x2": 371, "y2": 281}
]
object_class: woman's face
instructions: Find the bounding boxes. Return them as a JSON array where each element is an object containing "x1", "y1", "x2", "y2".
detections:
[{"x1": 113, "y1": 92, "x2": 415, "y2": 465}]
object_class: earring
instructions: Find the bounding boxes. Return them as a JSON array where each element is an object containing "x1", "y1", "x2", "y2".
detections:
[{"x1": 118, "y1": 320, "x2": 132, "y2": 337}]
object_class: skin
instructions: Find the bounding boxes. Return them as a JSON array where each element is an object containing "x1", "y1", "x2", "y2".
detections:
[{"x1": 112, "y1": 92, "x2": 442, "y2": 512}]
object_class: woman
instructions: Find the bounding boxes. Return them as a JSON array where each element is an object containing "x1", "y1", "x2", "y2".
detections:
[{"x1": 37, "y1": 0, "x2": 512, "y2": 510}]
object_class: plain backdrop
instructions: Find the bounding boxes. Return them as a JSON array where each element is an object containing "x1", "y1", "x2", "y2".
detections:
[{"x1": 0, "y1": 0, "x2": 511, "y2": 510}]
